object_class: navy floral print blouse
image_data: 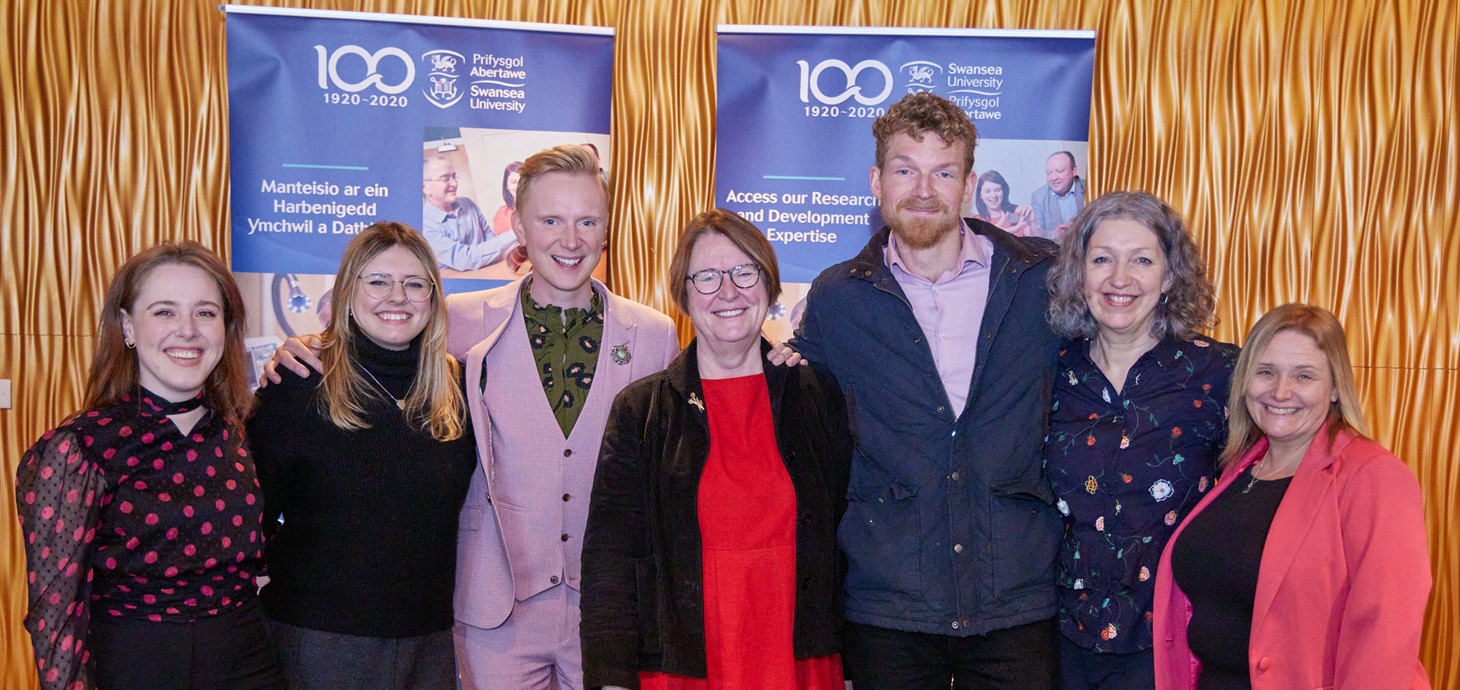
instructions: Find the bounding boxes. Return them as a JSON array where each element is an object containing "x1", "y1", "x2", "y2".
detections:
[
  {"x1": 15, "y1": 388, "x2": 264, "y2": 689},
  {"x1": 1045, "y1": 335, "x2": 1238, "y2": 654}
]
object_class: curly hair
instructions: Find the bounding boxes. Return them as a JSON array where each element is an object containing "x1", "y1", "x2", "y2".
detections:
[
  {"x1": 872, "y1": 92, "x2": 978, "y2": 174},
  {"x1": 1046, "y1": 191, "x2": 1217, "y2": 340}
]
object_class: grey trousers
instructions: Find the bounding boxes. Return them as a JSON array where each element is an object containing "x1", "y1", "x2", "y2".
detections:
[{"x1": 269, "y1": 620, "x2": 456, "y2": 690}]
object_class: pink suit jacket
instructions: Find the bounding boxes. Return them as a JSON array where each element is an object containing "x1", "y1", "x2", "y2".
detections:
[
  {"x1": 445, "y1": 278, "x2": 678, "y2": 630},
  {"x1": 1153, "y1": 425, "x2": 1431, "y2": 690}
]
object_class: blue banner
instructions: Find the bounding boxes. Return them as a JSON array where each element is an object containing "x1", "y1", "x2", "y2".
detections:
[
  {"x1": 716, "y1": 27, "x2": 1095, "y2": 338},
  {"x1": 225, "y1": 7, "x2": 614, "y2": 368},
  {"x1": 226, "y1": 6, "x2": 613, "y2": 278}
]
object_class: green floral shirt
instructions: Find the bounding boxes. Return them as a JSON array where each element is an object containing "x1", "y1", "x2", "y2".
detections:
[{"x1": 521, "y1": 279, "x2": 604, "y2": 437}]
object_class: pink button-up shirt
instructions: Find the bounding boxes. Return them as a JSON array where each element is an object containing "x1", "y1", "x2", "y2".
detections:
[{"x1": 886, "y1": 222, "x2": 991, "y2": 418}]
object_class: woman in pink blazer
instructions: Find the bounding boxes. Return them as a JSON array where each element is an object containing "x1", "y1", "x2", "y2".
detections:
[{"x1": 1153, "y1": 304, "x2": 1431, "y2": 690}]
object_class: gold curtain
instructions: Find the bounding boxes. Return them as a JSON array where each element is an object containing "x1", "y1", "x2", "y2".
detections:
[{"x1": 2, "y1": 0, "x2": 1456, "y2": 687}]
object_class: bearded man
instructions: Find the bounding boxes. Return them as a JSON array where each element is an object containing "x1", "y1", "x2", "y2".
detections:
[{"x1": 791, "y1": 92, "x2": 1064, "y2": 689}]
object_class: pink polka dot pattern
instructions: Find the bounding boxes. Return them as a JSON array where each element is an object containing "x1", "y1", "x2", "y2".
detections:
[{"x1": 16, "y1": 389, "x2": 265, "y2": 689}]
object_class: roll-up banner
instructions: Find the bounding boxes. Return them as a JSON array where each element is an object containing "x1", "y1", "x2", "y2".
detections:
[
  {"x1": 224, "y1": 6, "x2": 614, "y2": 381},
  {"x1": 716, "y1": 26, "x2": 1096, "y2": 341}
]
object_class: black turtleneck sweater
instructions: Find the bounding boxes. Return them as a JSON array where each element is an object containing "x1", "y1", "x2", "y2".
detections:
[{"x1": 247, "y1": 336, "x2": 476, "y2": 637}]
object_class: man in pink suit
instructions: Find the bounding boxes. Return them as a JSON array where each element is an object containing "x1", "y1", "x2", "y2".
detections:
[{"x1": 445, "y1": 145, "x2": 678, "y2": 689}]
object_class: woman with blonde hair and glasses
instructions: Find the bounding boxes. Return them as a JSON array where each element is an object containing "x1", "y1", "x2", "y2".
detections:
[
  {"x1": 248, "y1": 221, "x2": 476, "y2": 688},
  {"x1": 1154, "y1": 304, "x2": 1431, "y2": 690}
]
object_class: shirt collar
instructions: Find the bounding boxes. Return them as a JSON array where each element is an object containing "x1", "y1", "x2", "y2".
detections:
[{"x1": 520, "y1": 276, "x2": 604, "y2": 321}]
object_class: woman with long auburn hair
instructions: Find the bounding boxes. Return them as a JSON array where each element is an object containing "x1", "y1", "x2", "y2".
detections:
[
  {"x1": 247, "y1": 221, "x2": 476, "y2": 689},
  {"x1": 17, "y1": 242, "x2": 284, "y2": 689}
]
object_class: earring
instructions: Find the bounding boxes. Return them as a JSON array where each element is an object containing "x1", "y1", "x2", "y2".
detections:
[
  {"x1": 1160, "y1": 293, "x2": 1169, "y2": 305},
  {"x1": 125, "y1": 339, "x2": 136, "y2": 349}
]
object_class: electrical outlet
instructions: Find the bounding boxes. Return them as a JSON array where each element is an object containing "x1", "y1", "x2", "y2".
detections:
[{"x1": 0, "y1": 379, "x2": 10, "y2": 409}]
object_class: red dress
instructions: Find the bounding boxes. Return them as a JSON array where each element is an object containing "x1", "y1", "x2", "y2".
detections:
[{"x1": 641, "y1": 374, "x2": 843, "y2": 690}]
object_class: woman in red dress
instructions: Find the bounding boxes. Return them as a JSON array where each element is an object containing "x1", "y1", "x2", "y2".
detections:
[{"x1": 581, "y1": 209, "x2": 851, "y2": 690}]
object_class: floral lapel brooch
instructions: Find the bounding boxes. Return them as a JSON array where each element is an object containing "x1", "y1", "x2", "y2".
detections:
[{"x1": 609, "y1": 342, "x2": 632, "y2": 365}]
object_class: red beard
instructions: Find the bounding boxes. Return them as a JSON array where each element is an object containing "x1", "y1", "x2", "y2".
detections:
[{"x1": 884, "y1": 199, "x2": 959, "y2": 250}]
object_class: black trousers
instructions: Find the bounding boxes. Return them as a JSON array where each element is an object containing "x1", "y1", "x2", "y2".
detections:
[
  {"x1": 89, "y1": 597, "x2": 285, "y2": 689},
  {"x1": 844, "y1": 617, "x2": 1058, "y2": 690},
  {"x1": 1057, "y1": 635, "x2": 1155, "y2": 690}
]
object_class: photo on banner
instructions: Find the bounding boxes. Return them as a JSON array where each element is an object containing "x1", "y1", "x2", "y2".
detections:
[
  {"x1": 714, "y1": 27, "x2": 1096, "y2": 342},
  {"x1": 223, "y1": 6, "x2": 614, "y2": 385}
]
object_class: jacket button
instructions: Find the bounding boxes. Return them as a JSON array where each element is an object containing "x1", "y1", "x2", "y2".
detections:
[
  {"x1": 950, "y1": 472, "x2": 960, "y2": 481},
  {"x1": 561, "y1": 533, "x2": 570, "y2": 541},
  {"x1": 951, "y1": 620, "x2": 960, "y2": 630},
  {"x1": 1256, "y1": 657, "x2": 1272, "y2": 672},
  {"x1": 563, "y1": 493, "x2": 571, "y2": 501},
  {"x1": 801, "y1": 513, "x2": 812, "y2": 524},
  {"x1": 936, "y1": 405, "x2": 946, "y2": 413},
  {"x1": 563, "y1": 449, "x2": 573, "y2": 457},
  {"x1": 953, "y1": 543, "x2": 964, "y2": 553},
  {"x1": 550, "y1": 575, "x2": 560, "y2": 584}
]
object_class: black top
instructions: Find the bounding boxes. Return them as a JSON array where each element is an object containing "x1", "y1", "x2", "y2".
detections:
[
  {"x1": 248, "y1": 337, "x2": 476, "y2": 637},
  {"x1": 1170, "y1": 463, "x2": 1292, "y2": 690},
  {"x1": 18, "y1": 388, "x2": 264, "y2": 689}
]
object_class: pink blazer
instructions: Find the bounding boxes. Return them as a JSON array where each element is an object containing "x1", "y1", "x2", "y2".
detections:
[
  {"x1": 446, "y1": 278, "x2": 679, "y2": 629},
  {"x1": 1153, "y1": 425, "x2": 1431, "y2": 690}
]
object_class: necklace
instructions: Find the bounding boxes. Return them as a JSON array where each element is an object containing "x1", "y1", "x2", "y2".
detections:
[
  {"x1": 358, "y1": 365, "x2": 405, "y2": 410},
  {"x1": 1241, "y1": 456, "x2": 1267, "y2": 494}
]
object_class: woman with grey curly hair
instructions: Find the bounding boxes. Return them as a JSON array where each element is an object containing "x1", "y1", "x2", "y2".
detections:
[{"x1": 1042, "y1": 191, "x2": 1239, "y2": 689}]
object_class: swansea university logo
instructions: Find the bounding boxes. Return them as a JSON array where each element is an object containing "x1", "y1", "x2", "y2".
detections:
[
  {"x1": 421, "y1": 49, "x2": 465, "y2": 109},
  {"x1": 901, "y1": 61, "x2": 943, "y2": 92}
]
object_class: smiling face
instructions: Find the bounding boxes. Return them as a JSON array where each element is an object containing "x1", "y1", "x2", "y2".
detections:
[
  {"x1": 871, "y1": 132, "x2": 975, "y2": 250},
  {"x1": 684, "y1": 233, "x2": 768, "y2": 357},
  {"x1": 120, "y1": 263, "x2": 226, "y2": 402},
  {"x1": 1082, "y1": 219, "x2": 1170, "y2": 343},
  {"x1": 512, "y1": 171, "x2": 607, "y2": 309},
  {"x1": 1046, "y1": 152, "x2": 1077, "y2": 196},
  {"x1": 978, "y1": 178, "x2": 1005, "y2": 213},
  {"x1": 423, "y1": 158, "x2": 459, "y2": 212},
  {"x1": 350, "y1": 244, "x2": 432, "y2": 350},
  {"x1": 1245, "y1": 329, "x2": 1339, "y2": 457}
]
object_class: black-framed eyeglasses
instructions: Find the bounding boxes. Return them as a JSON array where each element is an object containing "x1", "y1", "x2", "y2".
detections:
[
  {"x1": 423, "y1": 173, "x2": 458, "y2": 184},
  {"x1": 358, "y1": 273, "x2": 435, "y2": 302},
  {"x1": 686, "y1": 263, "x2": 762, "y2": 295}
]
